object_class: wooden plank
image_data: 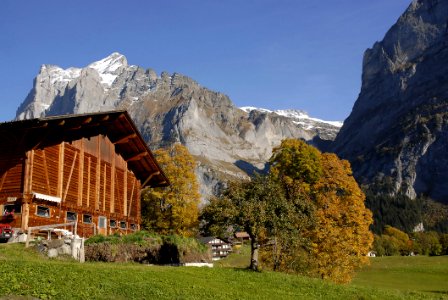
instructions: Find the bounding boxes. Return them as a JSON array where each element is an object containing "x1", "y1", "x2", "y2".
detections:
[
  {"x1": 78, "y1": 140, "x2": 84, "y2": 206},
  {"x1": 113, "y1": 133, "x2": 137, "y2": 145},
  {"x1": 0, "y1": 171, "x2": 7, "y2": 192},
  {"x1": 62, "y1": 151, "x2": 78, "y2": 203},
  {"x1": 22, "y1": 150, "x2": 33, "y2": 197},
  {"x1": 27, "y1": 221, "x2": 76, "y2": 231},
  {"x1": 42, "y1": 151, "x2": 51, "y2": 195},
  {"x1": 95, "y1": 138, "x2": 100, "y2": 210},
  {"x1": 135, "y1": 187, "x2": 141, "y2": 219},
  {"x1": 102, "y1": 163, "x2": 106, "y2": 212},
  {"x1": 57, "y1": 143, "x2": 65, "y2": 197},
  {"x1": 86, "y1": 157, "x2": 91, "y2": 208},
  {"x1": 142, "y1": 171, "x2": 160, "y2": 187},
  {"x1": 111, "y1": 171, "x2": 123, "y2": 213},
  {"x1": 82, "y1": 117, "x2": 92, "y2": 124},
  {"x1": 28, "y1": 150, "x2": 34, "y2": 194},
  {"x1": 123, "y1": 172, "x2": 127, "y2": 216},
  {"x1": 110, "y1": 142, "x2": 115, "y2": 213},
  {"x1": 126, "y1": 152, "x2": 148, "y2": 162},
  {"x1": 127, "y1": 177, "x2": 136, "y2": 217},
  {"x1": 21, "y1": 201, "x2": 30, "y2": 230}
]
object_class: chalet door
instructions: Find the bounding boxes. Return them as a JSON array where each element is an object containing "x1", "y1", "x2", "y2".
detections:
[{"x1": 98, "y1": 216, "x2": 107, "y2": 235}]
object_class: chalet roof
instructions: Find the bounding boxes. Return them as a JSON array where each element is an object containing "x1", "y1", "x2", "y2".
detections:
[
  {"x1": 198, "y1": 236, "x2": 227, "y2": 244},
  {"x1": 0, "y1": 110, "x2": 169, "y2": 188},
  {"x1": 235, "y1": 232, "x2": 250, "y2": 239}
]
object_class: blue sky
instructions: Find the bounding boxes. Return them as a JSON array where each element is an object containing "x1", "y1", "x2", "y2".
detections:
[{"x1": 1, "y1": 0, "x2": 411, "y2": 122}]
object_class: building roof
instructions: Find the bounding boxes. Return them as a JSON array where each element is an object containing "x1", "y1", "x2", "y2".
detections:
[
  {"x1": 0, "y1": 110, "x2": 168, "y2": 188},
  {"x1": 235, "y1": 232, "x2": 250, "y2": 239},
  {"x1": 198, "y1": 236, "x2": 229, "y2": 244}
]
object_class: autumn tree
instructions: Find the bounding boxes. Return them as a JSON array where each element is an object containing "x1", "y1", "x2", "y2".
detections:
[
  {"x1": 142, "y1": 144, "x2": 200, "y2": 237},
  {"x1": 202, "y1": 138, "x2": 373, "y2": 282},
  {"x1": 309, "y1": 153, "x2": 373, "y2": 283},
  {"x1": 270, "y1": 139, "x2": 322, "y2": 191},
  {"x1": 269, "y1": 139, "x2": 373, "y2": 283}
]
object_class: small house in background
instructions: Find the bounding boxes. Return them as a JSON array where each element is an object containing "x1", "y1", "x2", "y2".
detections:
[
  {"x1": 234, "y1": 231, "x2": 250, "y2": 244},
  {"x1": 199, "y1": 237, "x2": 232, "y2": 260},
  {"x1": 0, "y1": 111, "x2": 168, "y2": 237}
]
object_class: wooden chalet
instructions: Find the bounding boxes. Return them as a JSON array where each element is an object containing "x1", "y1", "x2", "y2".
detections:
[
  {"x1": 199, "y1": 237, "x2": 232, "y2": 260},
  {"x1": 0, "y1": 111, "x2": 168, "y2": 237}
]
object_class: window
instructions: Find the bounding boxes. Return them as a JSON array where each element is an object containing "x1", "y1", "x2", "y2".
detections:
[
  {"x1": 83, "y1": 214, "x2": 92, "y2": 224},
  {"x1": 36, "y1": 206, "x2": 50, "y2": 217},
  {"x1": 66, "y1": 211, "x2": 77, "y2": 222},
  {"x1": 120, "y1": 221, "x2": 127, "y2": 229},
  {"x1": 130, "y1": 224, "x2": 137, "y2": 231},
  {"x1": 110, "y1": 219, "x2": 117, "y2": 228},
  {"x1": 98, "y1": 216, "x2": 107, "y2": 229},
  {"x1": 3, "y1": 204, "x2": 21, "y2": 215}
]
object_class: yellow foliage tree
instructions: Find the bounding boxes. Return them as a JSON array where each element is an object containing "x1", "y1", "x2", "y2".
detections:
[
  {"x1": 268, "y1": 139, "x2": 373, "y2": 283},
  {"x1": 310, "y1": 153, "x2": 373, "y2": 283},
  {"x1": 142, "y1": 144, "x2": 200, "y2": 237}
]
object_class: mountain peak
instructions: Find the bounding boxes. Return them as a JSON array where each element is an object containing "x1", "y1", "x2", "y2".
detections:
[{"x1": 87, "y1": 53, "x2": 128, "y2": 86}]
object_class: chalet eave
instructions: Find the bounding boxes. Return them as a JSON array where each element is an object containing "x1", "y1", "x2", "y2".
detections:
[{"x1": 0, "y1": 110, "x2": 169, "y2": 188}]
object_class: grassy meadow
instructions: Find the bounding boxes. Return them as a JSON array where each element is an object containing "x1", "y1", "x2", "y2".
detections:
[
  {"x1": 0, "y1": 243, "x2": 446, "y2": 299},
  {"x1": 352, "y1": 255, "x2": 448, "y2": 296}
]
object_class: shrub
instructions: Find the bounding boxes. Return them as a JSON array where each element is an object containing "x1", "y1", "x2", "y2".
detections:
[{"x1": 84, "y1": 231, "x2": 211, "y2": 264}]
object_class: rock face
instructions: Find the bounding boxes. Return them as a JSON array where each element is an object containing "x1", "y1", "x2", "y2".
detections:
[
  {"x1": 332, "y1": 0, "x2": 448, "y2": 203},
  {"x1": 16, "y1": 53, "x2": 341, "y2": 201}
]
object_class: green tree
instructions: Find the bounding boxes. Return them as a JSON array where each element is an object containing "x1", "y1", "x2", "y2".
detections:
[
  {"x1": 142, "y1": 144, "x2": 200, "y2": 237},
  {"x1": 412, "y1": 231, "x2": 442, "y2": 256},
  {"x1": 383, "y1": 226, "x2": 412, "y2": 255},
  {"x1": 373, "y1": 226, "x2": 412, "y2": 256},
  {"x1": 201, "y1": 175, "x2": 309, "y2": 271}
]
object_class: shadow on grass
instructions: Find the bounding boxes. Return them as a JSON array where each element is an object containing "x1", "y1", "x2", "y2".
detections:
[
  {"x1": 227, "y1": 267, "x2": 262, "y2": 274},
  {"x1": 427, "y1": 290, "x2": 448, "y2": 295}
]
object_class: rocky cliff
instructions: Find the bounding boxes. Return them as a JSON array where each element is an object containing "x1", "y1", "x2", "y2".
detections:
[
  {"x1": 332, "y1": 0, "x2": 448, "y2": 203},
  {"x1": 16, "y1": 53, "x2": 341, "y2": 201}
]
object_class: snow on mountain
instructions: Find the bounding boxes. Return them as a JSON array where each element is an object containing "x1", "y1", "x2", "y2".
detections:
[
  {"x1": 87, "y1": 52, "x2": 128, "y2": 87},
  {"x1": 240, "y1": 106, "x2": 273, "y2": 114},
  {"x1": 42, "y1": 65, "x2": 81, "y2": 84},
  {"x1": 240, "y1": 106, "x2": 343, "y2": 129},
  {"x1": 39, "y1": 53, "x2": 129, "y2": 89}
]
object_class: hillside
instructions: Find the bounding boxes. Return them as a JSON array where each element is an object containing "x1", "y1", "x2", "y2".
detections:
[{"x1": 0, "y1": 243, "x2": 440, "y2": 300}]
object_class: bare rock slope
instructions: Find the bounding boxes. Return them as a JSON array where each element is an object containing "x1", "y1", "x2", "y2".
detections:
[
  {"x1": 332, "y1": 0, "x2": 448, "y2": 203},
  {"x1": 17, "y1": 53, "x2": 341, "y2": 200}
]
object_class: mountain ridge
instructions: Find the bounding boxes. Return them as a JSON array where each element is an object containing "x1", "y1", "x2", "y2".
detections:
[{"x1": 16, "y1": 53, "x2": 341, "y2": 201}]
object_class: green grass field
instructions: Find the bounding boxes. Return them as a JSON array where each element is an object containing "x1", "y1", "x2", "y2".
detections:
[
  {"x1": 352, "y1": 255, "x2": 448, "y2": 296},
  {"x1": 0, "y1": 243, "x2": 445, "y2": 299}
]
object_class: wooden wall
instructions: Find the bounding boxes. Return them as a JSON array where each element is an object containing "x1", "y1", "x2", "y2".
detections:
[
  {"x1": 0, "y1": 155, "x2": 24, "y2": 200},
  {"x1": 0, "y1": 135, "x2": 142, "y2": 236},
  {"x1": 0, "y1": 155, "x2": 25, "y2": 228}
]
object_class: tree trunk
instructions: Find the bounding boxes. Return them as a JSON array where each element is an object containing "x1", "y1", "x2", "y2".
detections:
[{"x1": 250, "y1": 234, "x2": 259, "y2": 271}]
